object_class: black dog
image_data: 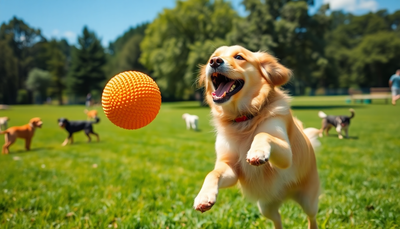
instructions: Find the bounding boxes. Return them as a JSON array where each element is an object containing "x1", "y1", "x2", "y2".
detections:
[
  {"x1": 318, "y1": 109, "x2": 355, "y2": 139},
  {"x1": 58, "y1": 117, "x2": 100, "y2": 146}
]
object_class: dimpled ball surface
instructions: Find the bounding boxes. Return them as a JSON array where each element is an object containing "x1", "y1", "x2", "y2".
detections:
[{"x1": 102, "y1": 71, "x2": 161, "y2": 130}]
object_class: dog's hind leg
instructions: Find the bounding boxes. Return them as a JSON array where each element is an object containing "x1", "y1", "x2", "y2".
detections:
[
  {"x1": 293, "y1": 175, "x2": 320, "y2": 229},
  {"x1": 2, "y1": 133, "x2": 15, "y2": 154},
  {"x1": 344, "y1": 126, "x2": 349, "y2": 138},
  {"x1": 85, "y1": 130, "x2": 92, "y2": 142},
  {"x1": 258, "y1": 201, "x2": 283, "y2": 229},
  {"x1": 91, "y1": 131, "x2": 99, "y2": 142}
]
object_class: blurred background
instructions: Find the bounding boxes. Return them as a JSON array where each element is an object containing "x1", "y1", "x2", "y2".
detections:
[{"x1": 0, "y1": 0, "x2": 399, "y2": 104}]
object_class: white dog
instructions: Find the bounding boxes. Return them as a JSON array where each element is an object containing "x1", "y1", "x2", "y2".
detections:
[
  {"x1": 182, "y1": 113, "x2": 199, "y2": 131},
  {"x1": 0, "y1": 117, "x2": 9, "y2": 131}
]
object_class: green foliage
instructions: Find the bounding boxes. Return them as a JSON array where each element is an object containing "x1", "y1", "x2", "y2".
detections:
[
  {"x1": 105, "y1": 24, "x2": 148, "y2": 78},
  {"x1": 0, "y1": 39, "x2": 18, "y2": 104},
  {"x1": 1, "y1": 6, "x2": 400, "y2": 102},
  {"x1": 325, "y1": 10, "x2": 400, "y2": 88},
  {"x1": 46, "y1": 39, "x2": 68, "y2": 105},
  {"x1": 68, "y1": 27, "x2": 106, "y2": 98},
  {"x1": 0, "y1": 17, "x2": 45, "y2": 104},
  {"x1": 0, "y1": 98, "x2": 399, "y2": 228},
  {"x1": 140, "y1": 0, "x2": 239, "y2": 100},
  {"x1": 26, "y1": 68, "x2": 52, "y2": 104}
]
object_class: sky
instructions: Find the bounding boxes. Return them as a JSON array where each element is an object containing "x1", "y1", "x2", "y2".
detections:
[{"x1": 0, "y1": 0, "x2": 399, "y2": 47}]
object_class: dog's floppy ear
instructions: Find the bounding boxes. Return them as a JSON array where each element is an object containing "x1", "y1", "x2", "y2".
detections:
[{"x1": 256, "y1": 52, "x2": 292, "y2": 87}]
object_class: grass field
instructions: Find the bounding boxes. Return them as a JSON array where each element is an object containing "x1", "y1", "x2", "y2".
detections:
[{"x1": 0, "y1": 96, "x2": 399, "y2": 228}]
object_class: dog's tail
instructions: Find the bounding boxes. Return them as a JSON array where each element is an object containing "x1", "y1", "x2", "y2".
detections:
[
  {"x1": 318, "y1": 111, "x2": 327, "y2": 119},
  {"x1": 84, "y1": 109, "x2": 89, "y2": 114},
  {"x1": 349, "y1": 109, "x2": 355, "y2": 119},
  {"x1": 303, "y1": 127, "x2": 321, "y2": 151},
  {"x1": 91, "y1": 117, "x2": 100, "y2": 124}
]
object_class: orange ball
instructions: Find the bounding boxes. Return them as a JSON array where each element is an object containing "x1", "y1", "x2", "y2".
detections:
[{"x1": 102, "y1": 71, "x2": 161, "y2": 130}]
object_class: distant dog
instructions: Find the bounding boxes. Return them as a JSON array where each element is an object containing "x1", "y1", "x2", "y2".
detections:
[
  {"x1": 84, "y1": 109, "x2": 98, "y2": 120},
  {"x1": 0, "y1": 117, "x2": 43, "y2": 154},
  {"x1": 182, "y1": 113, "x2": 199, "y2": 131},
  {"x1": 58, "y1": 117, "x2": 100, "y2": 146},
  {"x1": 318, "y1": 109, "x2": 355, "y2": 139},
  {"x1": 0, "y1": 117, "x2": 9, "y2": 131}
]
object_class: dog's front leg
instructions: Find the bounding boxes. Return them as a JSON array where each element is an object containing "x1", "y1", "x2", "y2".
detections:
[
  {"x1": 194, "y1": 160, "x2": 237, "y2": 213},
  {"x1": 61, "y1": 138, "x2": 69, "y2": 146},
  {"x1": 247, "y1": 118, "x2": 292, "y2": 169}
]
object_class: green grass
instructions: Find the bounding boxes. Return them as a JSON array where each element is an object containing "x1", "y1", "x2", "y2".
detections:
[{"x1": 0, "y1": 96, "x2": 399, "y2": 228}]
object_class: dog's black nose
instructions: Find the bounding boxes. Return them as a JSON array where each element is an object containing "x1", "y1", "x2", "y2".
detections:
[{"x1": 210, "y1": 57, "x2": 224, "y2": 69}]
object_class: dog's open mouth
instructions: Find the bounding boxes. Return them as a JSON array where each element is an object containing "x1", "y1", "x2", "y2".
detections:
[{"x1": 211, "y1": 72, "x2": 244, "y2": 103}]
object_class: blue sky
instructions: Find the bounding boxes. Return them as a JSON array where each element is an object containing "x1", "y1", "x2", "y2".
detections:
[{"x1": 0, "y1": 0, "x2": 398, "y2": 47}]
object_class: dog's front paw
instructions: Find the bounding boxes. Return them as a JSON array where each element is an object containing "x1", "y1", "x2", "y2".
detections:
[
  {"x1": 194, "y1": 191, "x2": 217, "y2": 213},
  {"x1": 246, "y1": 149, "x2": 270, "y2": 166}
]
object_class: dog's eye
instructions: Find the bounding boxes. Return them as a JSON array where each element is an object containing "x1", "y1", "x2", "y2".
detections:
[{"x1": 234, "y1": 55, "x2": 245, "y2": 60}]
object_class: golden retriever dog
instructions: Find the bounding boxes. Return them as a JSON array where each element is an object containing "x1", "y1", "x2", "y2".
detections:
[
  {"x1": 193, "y1": 45, "x2": 320, "y2": 229},
  {"x1": 1, "y1": 117, "x2": 43, "y2": 154}
]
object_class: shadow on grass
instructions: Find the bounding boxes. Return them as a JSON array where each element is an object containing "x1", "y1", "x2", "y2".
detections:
[
  {"x1": 173, "y1": 104, "x2": 369, "y2": 110},
  {"x1": 291, "y1": 105, "x2": 364, "y2": 110},
  {"x1": 321, "y1": 135, "x2": 359, "y2": 140},
  {"x1": 171, "y1": 105, "x2": 208, "y2": 110},
  {"x1": 12, "y1": 147, "x2": 55, "y2": 154}
]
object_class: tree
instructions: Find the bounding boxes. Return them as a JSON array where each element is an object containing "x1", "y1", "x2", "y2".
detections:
[
  {"x1": 140, "y1": 0, "x2": 239, "y2": 100},
  {"x1": 47, "y1": 39, "x2": 67, "y2": 105},
  {"x1": 26, "y1": 68, "x2": 51, "y2": 104},
  {"x1": 325, "y1": 10, "x2": 400, "y2": 89},
  {"x1": 0, "y1": 17, "x2": 45, "y2": 104},
  {"x1": 0, "y1": 39, "x2": 18, "y2": 104},
  {"x1": 228, "y1": 0, "x2": 331, "y2": 94},
  {"x1": 106, "y1": 25, "x2": 148, "y2": 77},
  {"x1": 68, "y1": 26, "x2": 106, "y2": 98},
  {"x1": 350, "y1": 32, "x2": 400, "y2": 87}
]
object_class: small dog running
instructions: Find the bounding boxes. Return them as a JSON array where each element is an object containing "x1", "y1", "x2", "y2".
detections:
[
  {"x1": 1, "y1": 117, "x2": 43, "y2": 154},
  {"x1": 84, "y1": 109, "x2": 98, "y2": 120},
  {"x1": 58, "y1": 117, "x2": 100, "y2": 146},
  {"x1": 318, "y1": 109, "x2": 355, "y2": 139},
  {"x1": 182, "y1": 113, "x2": 199, "y2": 131}
]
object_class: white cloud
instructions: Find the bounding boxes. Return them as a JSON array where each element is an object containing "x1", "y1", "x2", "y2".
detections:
[
  {"x1": 63, "y1": 31, "x2": 76, "y2": 39},
  {"x1": 52, "y1": 29, "x2": 59, "y2": 36},
  {"x1": 323, "y1": 0, "x2": 378, "y2": 12}
]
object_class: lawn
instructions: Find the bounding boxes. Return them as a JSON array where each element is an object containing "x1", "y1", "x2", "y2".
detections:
[{"x1": 0, "y1": 96, "x2": 399, "y2": 228}]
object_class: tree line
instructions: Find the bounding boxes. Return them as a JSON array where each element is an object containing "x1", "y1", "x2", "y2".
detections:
[{"x1": 1, "y1": 0, "x2": 399, "y2": 104}]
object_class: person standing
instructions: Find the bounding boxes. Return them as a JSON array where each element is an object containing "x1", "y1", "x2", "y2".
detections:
[
  {"x1": 389, "y1": 69, "x2": 400, "y2": 105},
  {"x1": 86, "y1": 93, "x2": 92, "y2": 107}
]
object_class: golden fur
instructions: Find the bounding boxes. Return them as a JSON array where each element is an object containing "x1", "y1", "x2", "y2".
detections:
[
  {"x1": 84, "y1": 109, "x2": 98, "y2": 120},
  {"x1": 1, "y1": 117, "x2": 43, "y2": 154},
  {"x1": 194, "y1": 45, "x2": 320, "y2": 229}
]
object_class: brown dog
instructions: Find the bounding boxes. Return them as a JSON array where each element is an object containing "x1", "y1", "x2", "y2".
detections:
[
  {"x1": 1, "y1": 117, "x2": 43, "y2": 154},
  {"x1": 84, "y1": 109, "x2": 98, "y2": 120},
  {"x1": 194, "y1": 46, "x2": 320, "y2": 229}
]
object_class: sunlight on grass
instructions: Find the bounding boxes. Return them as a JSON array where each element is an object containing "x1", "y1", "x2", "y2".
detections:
[{"x1": 0, "y1": 97, "x2": 399, "y2": 228}]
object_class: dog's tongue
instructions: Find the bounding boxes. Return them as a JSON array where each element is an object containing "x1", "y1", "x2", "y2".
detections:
[{"x1": 213, "y1": 80, "x2": 235, "y2": 97}]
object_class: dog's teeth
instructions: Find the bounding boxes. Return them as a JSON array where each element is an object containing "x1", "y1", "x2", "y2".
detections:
[{"x1": 229, "y1": 85, "x2": 236, "y2": 92}]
